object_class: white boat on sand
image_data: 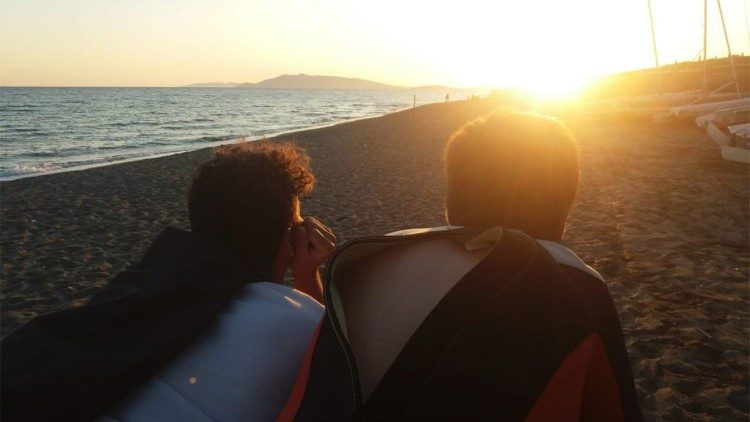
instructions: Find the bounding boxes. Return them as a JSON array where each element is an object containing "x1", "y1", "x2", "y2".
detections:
[
  {"x1": 707, "y1": 121, "x2": 731, "y2": 146},
  {"x1": 697, "y1": 107, "x2": 750, "y2": 128},
  {"x1": 720, "y1": 146, "x2": 750, "y2": 164},
  {"x1": 671, "y1": 97, "x2": 750, "y2": 117},
  {"x1": 727, "y1": 122, "x2": 750, "y2": 140},
  {"x1": 695, "y1": 112, "x2": 716, "y2": 128},
  {"x1": 717, "y1": 123, "x2": 750, "y2": 164}
]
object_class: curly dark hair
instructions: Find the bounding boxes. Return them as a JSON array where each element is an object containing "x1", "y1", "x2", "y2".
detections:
[{"x1": 188, "y1": 141, "x2": 314, "y2": 279}]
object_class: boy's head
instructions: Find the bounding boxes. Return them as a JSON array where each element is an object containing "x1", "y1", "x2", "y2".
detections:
[
  {"x1": 188, "y1": 141, "x2": 314, "y2": 279},
  {"x1": 444, "y1": 111, "x2": 579, "y2": 241}
]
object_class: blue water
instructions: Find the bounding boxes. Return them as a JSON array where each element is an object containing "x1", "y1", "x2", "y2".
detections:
[{"x1": 0, "y1": 88, "x2": 451, "y2": 180}]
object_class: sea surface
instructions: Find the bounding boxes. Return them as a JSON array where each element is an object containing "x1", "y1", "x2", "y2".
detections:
[{"x1": 0, "y1": 87, "x2": 451, "y2": 180}]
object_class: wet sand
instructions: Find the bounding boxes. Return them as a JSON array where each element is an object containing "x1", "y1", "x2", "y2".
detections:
[{"x1": 1, "y1": 98, "x2": 748, "y2": 420}]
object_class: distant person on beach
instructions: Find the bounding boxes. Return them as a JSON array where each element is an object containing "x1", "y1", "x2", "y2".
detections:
[
  {"x1": 281, "y1": 112, "x2": 642, "y2": 421},
  {"x1": 2, "y1": 142, "x2": 335, "y2": 421}
]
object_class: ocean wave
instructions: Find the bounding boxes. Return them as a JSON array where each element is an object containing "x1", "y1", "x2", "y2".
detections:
[
  {"x1": 164, "y1": 118, "x2": 216, "y2": 125},
  {"x1": 253, "y1": 128, "x2": 284, "y2": 136},
  {"x1": 190, "y1": 135, "x2": 243, "y2": 144},
  {"x1": 26, "y1": 150, "x2": 58, "y2": 157},
  {"x1": 0, "y1": 105, "x2": 39, "y2": 112},
  {"x1": 1, "y1": 150, "x2": 181, "y2": 180},
  {"x1": 22, "y1": 142, "x2": 140, "y2": 157},
  {"x1": 104, "y1": 121, "x2": 156, "y2": 128},
  {"x1": 0, "y1": 163, "x2": 63, "y2": 178},
  {"x1": 96, "y1": 143, "x2": 133, "y2": 151},
  {"x1": 7, "y1": 127, "x2": 45, "y2": 133}
]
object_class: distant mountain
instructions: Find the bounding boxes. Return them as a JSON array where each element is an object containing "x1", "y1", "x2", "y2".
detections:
[
  {"x1": 185, "y1": 74, "x2": 478, "y2": 92},
  {"x1": 183, "y1": 82, "x2": 240, "y2": 87},
  {"x1": 235, "y1": 74, "x2": 403, "y2": 90}
]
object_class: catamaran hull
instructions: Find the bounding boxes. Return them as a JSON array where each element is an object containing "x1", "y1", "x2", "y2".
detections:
[
  {"x1": 672, "y1": 98, "x2": 750, "y2": 117},
  {"x1": 720, "y1": 146, "x2": 750, "y2": 164},
  {"x1": 707, "y1": 121, "x2": 731, "y2": 146},
  {"x1": 695, "y1": 113, "x2": 716, "y2": 128}
]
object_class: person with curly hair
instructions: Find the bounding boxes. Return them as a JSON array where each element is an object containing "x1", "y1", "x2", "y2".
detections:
[
  {"x1": 188, "y1": 141, "x2": 333, "y2": 301},
  {"x1": 1, "y1": 141, "x2": 335, "y2": 421}
]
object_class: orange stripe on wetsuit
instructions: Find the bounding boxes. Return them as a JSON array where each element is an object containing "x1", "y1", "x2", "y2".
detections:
[
  {"x1": 277, "y1": 319, "x2": 323, "y2": 422},
  {"x1": 526, "y1": 333, "x2": 623, "y2": 422}
]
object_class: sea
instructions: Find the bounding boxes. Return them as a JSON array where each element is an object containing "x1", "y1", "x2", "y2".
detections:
[{"x1": 0, "y1": 87, "x2": 453, "y2": 180}]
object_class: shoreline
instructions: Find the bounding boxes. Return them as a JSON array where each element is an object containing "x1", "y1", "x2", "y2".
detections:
[{"x1": 0, "y1": 103, "x2": 425, "y2": 182}]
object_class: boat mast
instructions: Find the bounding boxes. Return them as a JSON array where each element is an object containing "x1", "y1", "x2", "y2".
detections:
[
  {"x1": 647, "y1": 0, "x2": 662, "y2": 92},
  {"x1": 703, "y1": 0, "x2": 708, "y2": 90},
  {"x1": 716, "y1": 0, "x2": 740, "y2": 93}
]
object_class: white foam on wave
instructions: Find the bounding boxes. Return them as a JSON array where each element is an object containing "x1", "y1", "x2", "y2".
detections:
[{"x1": 1, "y1": 163, "x2": 64, "y2": 178}]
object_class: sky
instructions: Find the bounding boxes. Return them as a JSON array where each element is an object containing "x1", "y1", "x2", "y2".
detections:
[{"x1": 1, "y1": 0, "x2": 749, "y2": 93}]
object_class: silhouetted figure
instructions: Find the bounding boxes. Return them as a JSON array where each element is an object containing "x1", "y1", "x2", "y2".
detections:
[{"x1": 281, "y1": 112, "x2": 643, "y2": 422}]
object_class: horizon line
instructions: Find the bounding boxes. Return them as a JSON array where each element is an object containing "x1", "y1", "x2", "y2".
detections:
[{"x1": 0, "y1": 84, "x2": 494, "y2": 89}]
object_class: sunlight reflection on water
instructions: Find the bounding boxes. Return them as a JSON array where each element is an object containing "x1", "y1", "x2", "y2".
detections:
[{"x1": 0, "y1": 87, "x2": 452, "y2": 180}]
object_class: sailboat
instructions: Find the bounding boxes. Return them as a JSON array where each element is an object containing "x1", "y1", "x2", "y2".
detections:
[
  {"x1": 670, "y1": 0, "x2": 747, "y2": 118},
  {"x1": 654, "y1": 0, "x2": 750, "y2": 163},
  {"x1": 597, "y1": 0, "x2": 745, "y2": 120},
  {"x1": 672, "y1": 97, "x2": 750, "y2": 118},
  {"x1": 696, "y1": 103, "x2": 750, "y2": 127},
  {"x1": 719, "y1": 123, "x2": 750, "y2": 163},
  {"x1": 703, "y1": 103, "x2": 750, "y2": 147}
]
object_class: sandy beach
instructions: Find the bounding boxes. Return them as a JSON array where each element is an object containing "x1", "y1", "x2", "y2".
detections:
[{"x1": 1, "y1": 99, "x2": 748, "y2": 420}]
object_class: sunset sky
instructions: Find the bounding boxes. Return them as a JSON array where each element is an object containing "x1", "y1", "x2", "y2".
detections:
[{"x1": 1, "y1": 0, "x2": 749, "y2": 93}]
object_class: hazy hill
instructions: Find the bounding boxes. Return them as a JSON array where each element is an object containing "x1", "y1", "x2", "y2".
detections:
[
  {"x1": 183, "y1": 82, "x2": 240, "y2": 87},
  {"x1": 235, "y1": 74, "x2": 403, "y2": 90},
  {"x1": 585, "y1": 55, "x2": 750, "y2": 99},
  {"x1": 186, "y1": 74, "x2": 479, "y2": 93}
]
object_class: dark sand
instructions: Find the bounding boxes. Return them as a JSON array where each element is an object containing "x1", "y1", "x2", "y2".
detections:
[{"x1": 1, "y1": 99, "x2": 748, "y2": 420}]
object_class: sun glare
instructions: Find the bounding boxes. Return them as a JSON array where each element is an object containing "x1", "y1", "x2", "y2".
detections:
[
  {"x1": 344, "y1": 0, "x2": 650, "y2": 100},
  {"x1": 518, "y1": 74, "x2": 594, "y2": 101}
]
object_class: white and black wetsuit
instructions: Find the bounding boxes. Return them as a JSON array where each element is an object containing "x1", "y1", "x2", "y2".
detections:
[
  {"x1": 1, "y1": 227, "x2": 322, "y2": 421},
  {"x1": 281, "y1": 226, "x2": 642, "y2": 422},
  {"x1": 106, "y1": 282, "x2": 322, "y2": 421}
]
